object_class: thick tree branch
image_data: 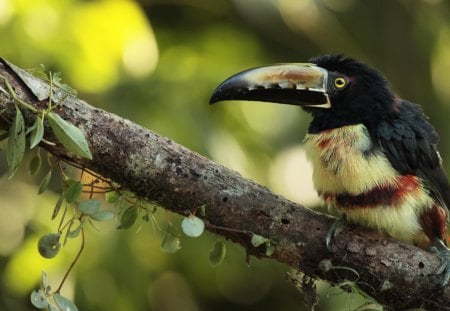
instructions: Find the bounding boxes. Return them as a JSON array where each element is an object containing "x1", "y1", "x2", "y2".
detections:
[{"x1": 0, "y1": 59, "x2": 448, "y2": 310}]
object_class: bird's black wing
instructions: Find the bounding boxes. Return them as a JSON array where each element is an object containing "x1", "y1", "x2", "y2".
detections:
[{"x1": 375, "y1": 100, "x2": 450, "y2": 218}]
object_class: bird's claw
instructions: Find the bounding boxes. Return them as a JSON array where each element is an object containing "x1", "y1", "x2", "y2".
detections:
[
  {"x1": 326, "y1": 215, "x2": 348, "y2": 251},
  {"x1": 428, "y1": 239, "x2": 450, "y2": 288}
]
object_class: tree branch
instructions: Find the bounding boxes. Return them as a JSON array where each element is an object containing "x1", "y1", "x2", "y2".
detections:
[{"x1": 0, "y1": 59, "x2": 448, "y2": 310}]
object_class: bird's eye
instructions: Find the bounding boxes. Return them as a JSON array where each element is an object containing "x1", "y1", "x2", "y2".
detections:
[{"x1": 334, "y1": 77, "x2": 346, "y2": 89}]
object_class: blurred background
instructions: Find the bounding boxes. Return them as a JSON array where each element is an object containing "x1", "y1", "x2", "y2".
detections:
[{"x1": 0, "y1": 0, "x2": 450, "y2": 310}]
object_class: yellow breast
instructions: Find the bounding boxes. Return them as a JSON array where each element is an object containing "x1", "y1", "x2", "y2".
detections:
[
  {"x1": 304, "y1": 124, "x2": 398, "y2": 194},
  {"x1": 303, "y1": 124, "x2": 433, "y2": 245}
]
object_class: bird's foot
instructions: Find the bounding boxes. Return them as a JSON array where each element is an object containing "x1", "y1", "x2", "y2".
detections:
[
  {"x1": 326, "y1": 215, "x2": 348, "y2": 251},
  {"x1": 429, "y1": 239, "x2": 450, "y2": 287}
]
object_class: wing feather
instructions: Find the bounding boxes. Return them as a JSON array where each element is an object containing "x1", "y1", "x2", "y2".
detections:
[{"x1": 375, "y1": 100, "x2": 450, "y2": 219}]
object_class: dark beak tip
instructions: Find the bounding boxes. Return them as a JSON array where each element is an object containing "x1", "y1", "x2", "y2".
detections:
[{"x1": 209, "y1": 89, "x2": 223, "y2": 105}]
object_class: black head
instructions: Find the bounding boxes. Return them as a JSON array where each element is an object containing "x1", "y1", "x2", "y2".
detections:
[
  {"x1": 307, "y1": 54, "x2": 396, "y2": 132},
  {"x1": 210, "y1": 54, "x2": 397, "y2": 133}
]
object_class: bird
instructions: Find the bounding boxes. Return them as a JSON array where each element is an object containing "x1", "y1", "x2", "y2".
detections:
[{"x1": 209, "y1": 54, "x2": 450, "y2": 287}]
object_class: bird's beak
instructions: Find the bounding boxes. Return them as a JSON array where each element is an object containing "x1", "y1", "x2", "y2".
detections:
[{"x1": 209, "y1": 63, "x2": 331, "y2": 108}]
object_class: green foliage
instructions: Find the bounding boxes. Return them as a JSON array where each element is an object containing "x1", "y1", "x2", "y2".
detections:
[
  {"x1": 181, "y1": 215, "x2": 205, "y2": 238},
  {"x1": 105, "y1": 190, "x2": 120, "y2": 203},
  {"x1": 29, "y1": 151, "x2": 42, "y2": 176},
  {"x1": 250, "y1": 234, "x2": 269, "y2": 247},
  {"x1": 38, "y1": 170, "x2": 52, "y2": 195},
  {"x1": 51, "y1": 72, "x2": 77, "y2": 96},
  {"x1": 51, "y1": 195, "x2": 64, "y2": 220},
  {"x1": 89, "y1": 210, "x2": 115, "y2": 222},
  {"x1": 161, "y1": 224, "x2": 182, "y2": 254},
  {"x1": 1, "y1": 69, "x2": 92, "y2": 175},
  {"x1": 64, "y1": 181, "x2": 83, "y2": 203},
  {"x1": 53, "y1": 293, "x2": 79, "y2": 311},
  {"x1": 47, "y1": 112, "x2": 92, "y2": 160},
  {"x1": 29, "y1": 114, "x2": 45, "y2": 149},
  {"x1": 37, "y1": 233, "x2": 61, "y2": 259},
  {"x1": 117, "y1": 205, "x2": 139, "y2": 229},
  {"x1": 7, "y1": 105, "x2": 25, "y2": 178},
  {"x1": 76, "y1": 199, "x2": 101, "y2": 215},
  {"x1": 251, "y1": 234, "x2": 277, "y2": 256},
  {"x1": 0, "y1": 68, "x2": 113, "y2": 310},
  {"x1": 31, "y1": 271, "x2": 79, "y2": 311},
  {"x1": 30, "y1": 289, "x2": 48, "y2": 309}
]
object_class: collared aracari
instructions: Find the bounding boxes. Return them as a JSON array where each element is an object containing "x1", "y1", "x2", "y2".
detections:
[{"x1": 210, "y1": 54, "x2": 450, "y2": 286}]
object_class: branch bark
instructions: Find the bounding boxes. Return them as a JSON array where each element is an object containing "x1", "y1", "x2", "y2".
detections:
[{"x1": 0, "y1": 59, "x2": 448, "y2": 310}]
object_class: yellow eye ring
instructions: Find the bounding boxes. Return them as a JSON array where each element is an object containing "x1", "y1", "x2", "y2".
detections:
[{"x1": 334, "y1": 77, "x2": 346, "y2": 88}]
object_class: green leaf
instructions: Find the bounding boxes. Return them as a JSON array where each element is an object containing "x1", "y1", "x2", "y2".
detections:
[
  {"x1": 30, "y1": 289, "x2": 48, "y2": 309},
  {"x1": 7, "y1": 106, "x2": 26, "y2": 178},
  {"x1": 29, "y1": 152, "x2": 42, "y2": 176},
  {"x1": 209, "y1": 240, "x2": 226, "y2": 266},
  {"x1": 53, "y1": 293, "x2": 79, "y2": 311},
  {"x1": 51, "y1": 195, "x2": 64, "y2": 220},
  {"x1": 38, "y1": 170, "x2": 52, "y2": 195},
  {"x1": 29, "y1": 115, "x2": 44, "y2": 149},
  {"x1": 27, "y1": 64, "x2": 49, "y2": 81},
  {"x1": 67, "y1": 220, "x2": 83, "y2": 238},
  {"x1": 105, "y1": 190, "x2": 120, "y2": 203},
  {"x1": 90, "y1": 210, "x2": 115, "y2": 222},
  {"x1": 52, "y1": 72, "x2": 77, "y2": 96},
  {"x1": 37, "y1": 233, "x2": 61, "y2": 259},
  {"x1": 251, "y1": 234, "x2": 269, "y2": 247},
  {"x1": 161, "y1": 224, "x2": 181, "y2": 254},
  {"x1": 41, "y1": 270, "x2": 48, "y2": 291},
  {"x1": 265, "y1": 242, "x2": 275, "y2": 256},
  {"x1": 47, "y1": 112, "x2": 92, "y2": 160},
  {"x1": 77, "y1": 199, "x2": 101, "y2": 215},
  {"x1": 198, "y1": 204, "x2": 207, "y2": 217},
  {"x1": 142, "y1": 212, "x2": 150, "y2": 222},
  {"x1": 181, "y1": 215, "x2": 205, "y2": 238},
  {"x1": 117, "y1": 206, "x2": 138, "y2": 229},
  {"x1": 64, "y1": 181, "x2": 83, "y2": 203},
  {"x1": 48, "y1": 303, "x2": 60, "y2": 311}
]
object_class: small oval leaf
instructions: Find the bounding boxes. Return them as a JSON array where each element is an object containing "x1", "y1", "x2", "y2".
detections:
[
  {"x1": 181, "y1": 215, "x2": 205, "y2": 238},
  {"x1": 30, "y1": 289, "x2": 48, "y2": 309},
  {"x1": 90, "y1": 210, "x2": 115, "y2": 222},
  {"x1": 64, "y1": 181, "x2": 83, "y2": 203},
  {"x1": 105, "y1": 190, "x2": 120, "y2": 203},
  {"x1": 77, "y1": 199, "x2": 101, "y2": 215},
  {"x1": 209, "y1": 241, "x2": 226, "y2": 266},
  {"x1": 38, "y1": 233, "x2": 61, "y2": 258},
  {"x1": 47, "y1": 112, "x2": 92, "y2": 160},
  {"x1": 251, "y1": 234, "x2": 269, "y2": 247},
  {"x1": 67, "y1": 222, "x2": 82, "y2": 238},
  {"x1": 161, "y1": 230, "x2": 181, "y2": 254},
  {"x1": 117, "y1": 206, "x2": 138, "y2": 229},
  {"x1": 38, "y1": 170, "x2": 52, "y2": 195},
  {"x1": 7, "y1": 106, "x2": 26, "y2": 178},
  {"x1": 53, "y1": 293, "x2": 79, "y2": 311}
]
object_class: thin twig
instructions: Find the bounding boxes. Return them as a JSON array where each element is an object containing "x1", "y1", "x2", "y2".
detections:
[{"x1": 54, "y1": 222, "x2": 85, "y2": 294}]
